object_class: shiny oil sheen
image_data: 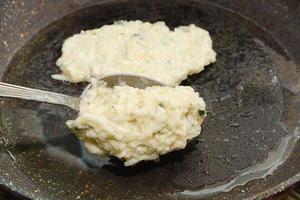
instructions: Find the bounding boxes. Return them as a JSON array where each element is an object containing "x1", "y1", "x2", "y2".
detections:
[{"x1": 0, "y1": 1, "x2": 299, "y2": 200}]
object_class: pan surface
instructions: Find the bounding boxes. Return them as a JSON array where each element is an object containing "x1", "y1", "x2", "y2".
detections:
[{"x1": 0, "y1": 0, "x2": 299, "y2": 199}]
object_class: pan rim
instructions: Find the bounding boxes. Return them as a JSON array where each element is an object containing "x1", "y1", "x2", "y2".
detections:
[{"x1": 0, "y1": 0, "x2": 299, "y2": 199}]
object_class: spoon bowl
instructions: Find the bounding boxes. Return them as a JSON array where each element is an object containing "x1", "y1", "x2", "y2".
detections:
[
  {"x1": 99, "y1": 74, "x2": 166, "y2": 89},
  {"x1": 0, "y1": 74, "x2": 165, "y2": 110}
]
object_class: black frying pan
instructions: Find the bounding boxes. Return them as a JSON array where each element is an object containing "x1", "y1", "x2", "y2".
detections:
[{"x1": 0, "y1": 0, "x2": 299, "y2": 199}]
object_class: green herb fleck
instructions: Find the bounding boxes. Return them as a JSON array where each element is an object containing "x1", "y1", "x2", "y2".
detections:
[
  {"x1": 153, "y1": 131, "x2": 162, "y2": 136},
  {"x1": 198, "y1": 110, "x2": 206, "y2": 117},
  {"x1": 159, "y1": 103, "x2": 164, "y2": 108},
  {"x1": 132, "y1": 33, "x2": 140, "y2": 37}
]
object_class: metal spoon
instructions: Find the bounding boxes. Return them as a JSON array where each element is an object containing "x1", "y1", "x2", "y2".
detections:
[{"x1": 0, "y1": 74, "x2": 165, "y2": 110}]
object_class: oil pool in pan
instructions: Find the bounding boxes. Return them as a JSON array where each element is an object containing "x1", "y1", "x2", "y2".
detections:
[{"x1": 0, "y1": 1, "x2": 299, "y2": 200}]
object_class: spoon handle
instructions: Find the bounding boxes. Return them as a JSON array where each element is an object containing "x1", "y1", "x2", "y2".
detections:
[{"x1": 0, "y1": 82, "x2": 79, "y2": 110}]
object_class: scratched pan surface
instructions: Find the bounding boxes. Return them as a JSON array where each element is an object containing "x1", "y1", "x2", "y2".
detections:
[{"x1": 0, "y1": 0, "x2": 300, "y2": 200}]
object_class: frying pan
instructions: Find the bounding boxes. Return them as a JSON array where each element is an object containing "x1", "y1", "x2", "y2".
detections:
[{"x1": 0, "y1": 0, "x2": 299, "y2": 199}]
